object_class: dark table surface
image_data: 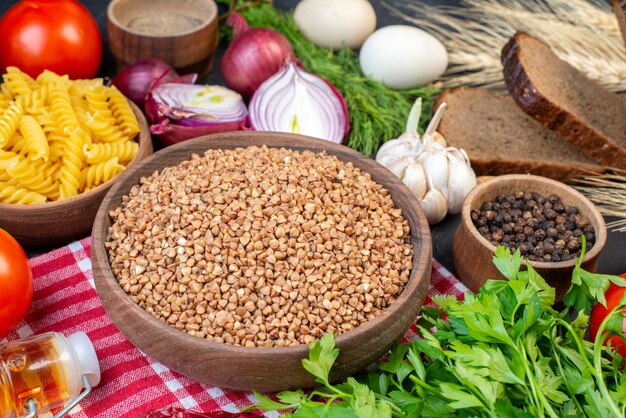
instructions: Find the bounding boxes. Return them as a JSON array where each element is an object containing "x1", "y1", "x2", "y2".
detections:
[{"x1": 1, "y1": 0, "x2": 624, "y2": 276}]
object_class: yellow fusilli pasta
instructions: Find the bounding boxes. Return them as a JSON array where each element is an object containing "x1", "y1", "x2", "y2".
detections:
[
  {"x1": 0, "y1": 92, "x2": 10, "y2": 113},
  {"x1": 19, "y1": 115, "x2": 49, "y2": 161},
  {"x1": 83, "y1": 141, "x2": 138, "y2": 164},
  {"x1": 3, "y1": 67, "x2": 35, "y2": 100},
  {"x1": 0, "y1": 149, "x2": 58, "y2": 199},
  {"x1": 0, "y1": 181, "x2": 47, "y2": 204},
  {"x1": 80, "y1": 157, "x2": 125, "y2": 192},
  {"x1": 0, "y1": 67, "x2": 141, "y2": 203},
  {"x1": 57, "y1": 130, "x2": 86, "y2": 199},
  {"x1": 0, "y1": 102, "x2": 24, "y2": 147},
  {"x1": 108, "y1": 86, "x2": 141, "y2": 138},
  {"x1": 85, "y1": 87, "x2": 126, "y2": 143},
  {"x1": 36, "y1": 70, "x2": 70, "y2": 88}
]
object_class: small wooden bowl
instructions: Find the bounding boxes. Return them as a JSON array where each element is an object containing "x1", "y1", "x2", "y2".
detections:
[
  {"x1": 107, "y1": 0, "x2": 219, "y2": 78},
  {"x1": 0, "y1": 103, "x2": 152, "y2": 247},
  {"x1": 92, "y1": 131, "x2": 432, "y2": 392},
  {"x1": 453, "y1": 174, "x2": 607, "y2": 300}
]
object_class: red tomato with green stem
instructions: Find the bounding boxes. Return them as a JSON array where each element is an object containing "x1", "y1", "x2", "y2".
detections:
[
  {"x1": 0, "y1": 0, "x2": 102, "y2": 79},
  {"x1": 0, "y1": 229, "x2": 33, "y2": 339},
  {"x1": 589, "y1": 277, "x2": 626, "y2": 358}
]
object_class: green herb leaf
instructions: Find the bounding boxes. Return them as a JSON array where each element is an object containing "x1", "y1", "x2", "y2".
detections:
[
  {"x1": 492, "y1": 246, "x2": 523, "y2": 279},
  {"x1": 512, "y1": 294, "x2": 542, "y2": 338},
  {"x1": 563, "y1": 366, "x2": 594, "y2": 395},
  {"x1": 251, "y1": 392, "x2": 291, "y2": 411},
  {"x1": 292, "y1": 405, "x2": 358, "y2": 418},
  {"x1": 525, "y1": 263, "x2": 556, "y2": 308},
  {"x1": 437, "y1": 382, "x2": 484, "y2": 409},
  {"x1": 379, "y1": 344, "x2": 409, "y2": 374},
  {"x1": 406, "y1": 346, "x2": 426, "y2": 380},
  {"x1": 494, "y1": 397, "x2": 536, "y2": 418},
  {"x1": 277, "y1": 390, "x2": 306, "y2": 406},
  {"x1": 414, "y1": 326, "x2": 445, "y2": 361},
  {"x1": 301, "y1": 333, "x2": 339, "y2": 386},
  {"x1": 366, "y1": 372, "x2": 390, "y2": 397},
  {"x1": 605, "y1": 312, "x2": 626, "y2": 335},
  {"x1": 565, "y1": 236, "x2": 626, "y2": 313},
  {"x1": 611, "y1": 379, "x2": 626, "y2": 405}
]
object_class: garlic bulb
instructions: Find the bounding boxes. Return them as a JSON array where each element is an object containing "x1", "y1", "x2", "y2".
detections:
[{"x1": 376, "y1": 99, "x2": 477, "y2": 224}]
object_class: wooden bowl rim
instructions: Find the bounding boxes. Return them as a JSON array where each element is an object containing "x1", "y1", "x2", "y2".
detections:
[
  {"x1": 460, "y1": 174, "x2": 607, "y2": 268},
  {"x1": 92, "y1": 131, "x2": 432, "y2": 356},
  {"x1": 0, "y1": 102, "x2": 151, "y2": 212},
  {"x1": 107, "y1": 0, "x2": 218, "y2": 39}
]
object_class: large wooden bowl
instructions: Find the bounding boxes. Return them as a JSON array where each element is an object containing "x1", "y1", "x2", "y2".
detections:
[
  {"x1": 453, "y1": 174, "x2": 607, "y2": 301},
  {"x1": 92, "y1": 131, "x2": 432, "y2": 392},
  {"x1": 0, "y1": 103, "x2": 152, "y2": 247}
]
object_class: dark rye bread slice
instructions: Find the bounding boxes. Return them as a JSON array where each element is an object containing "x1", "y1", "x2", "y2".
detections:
[
  {"x1": 435, "y1": 88, "x2": 603, "y2": 182},
  {"x1": 502, "y1": 32, "x2": 626, "y2": 169},
  {"x1": 614, "y1": 0, "x2": 626, "y2": 47}
]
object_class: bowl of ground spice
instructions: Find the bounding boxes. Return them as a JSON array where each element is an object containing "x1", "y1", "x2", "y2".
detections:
[
  {"x1": 91, "y1": 131, "x2": 432, "y2": 392},
  {"x1": 107, "y1": 0, "x2": 219, "y2": 78},
  {"x1": 453, "y1": 174, "x2": 606, "y2": 300}
]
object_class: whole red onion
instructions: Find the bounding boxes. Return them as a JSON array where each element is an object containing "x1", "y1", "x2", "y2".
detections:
[
  {"x1": 220, "y1": 12, "x2": 294, "y2": 99},
  {"x1": 111, "y1": 58, "x2": 177, "y2": 107}
]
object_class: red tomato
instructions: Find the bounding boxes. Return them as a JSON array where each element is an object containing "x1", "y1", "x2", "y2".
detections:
[
  {"x1": 0, "y1": 229, "x2": 33, "y2": 339},
  {"x1": 589, "y1": 277, "x2": 626, "y2": 358},
  {"x1": 0, "y1": 0, "x2": 102, "y2": 79}
]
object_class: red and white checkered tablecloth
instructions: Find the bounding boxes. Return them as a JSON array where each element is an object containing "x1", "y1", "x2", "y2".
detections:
[{"x1": 2, "y1": 238, "x2": 468, "y2": 418}]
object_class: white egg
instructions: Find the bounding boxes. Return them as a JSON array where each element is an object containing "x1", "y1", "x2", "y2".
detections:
[
  {"x1": 359, "y1": 25, "x2": 448, "y2": 89},
  {"x1": 294, "y1": 0, "x2": 376, "y2": 50}
]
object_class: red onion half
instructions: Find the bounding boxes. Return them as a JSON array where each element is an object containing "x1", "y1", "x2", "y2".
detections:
[
  {"x1": 146, "y1": 83, "x2": 248, "y2": 147},
  {"x1": 249, "y1": 59, "x2": 350, "y2": 144},
  {"x1": 111, "y1": 58, "x2": 198, "y2": 107},
  {"x1": 220, "y1": 12, "x2": 294, "y2": 98}
]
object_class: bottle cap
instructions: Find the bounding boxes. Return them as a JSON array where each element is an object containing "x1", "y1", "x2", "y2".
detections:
[{"x1": 67, "y1": 332, "x2": 101, "y2": 387}]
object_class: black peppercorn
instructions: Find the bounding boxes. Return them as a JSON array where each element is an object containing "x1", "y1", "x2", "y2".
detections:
[{"x1": 472, "y1": 191, "x2": 595, "y2": 262}]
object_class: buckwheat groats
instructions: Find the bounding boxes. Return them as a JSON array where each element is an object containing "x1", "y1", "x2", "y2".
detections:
[{"x1": 105, "y1": 146, "x2": 413, "y2": 347}]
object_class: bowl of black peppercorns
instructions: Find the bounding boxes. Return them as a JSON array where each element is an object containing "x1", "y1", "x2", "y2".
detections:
[{"x1": 453, "y1": 174, "x2": 606, "y2": 301}]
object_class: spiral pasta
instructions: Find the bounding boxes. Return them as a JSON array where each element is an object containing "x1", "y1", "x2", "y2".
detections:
[
  {"x1": 83, "y1": 141, "x2": 138, "y2": 164},
  {"x1": 108, "y1": 86, "x2": 141, "y2": 139},
  {"x1": 0, "y1": 181, "x2": 47, "y2": 204},
  {"x1": 85, "y1": 86, "x2": 126, "y2": 143},
  {"x1": 6, "y1": 133, "x2": 27, "y2": 154},
  {"x1": 20, "y1": 85, "x2": 50, "y2": 114},
  {"x1": 0, "y1": 92, "x2": 10, "y2": 113},
  {"x1": 3, "y1": 67, "x2": 34, "y2": 100},
  {"x1": 0, "y1": 67, "x2": 142, "y2": 203},
  {"x1": 19, "y1": 115, "x2": 49, "y2": 161},
  {"x1": 0, "y1": 149, "x2": 58, "y2": 198},
  {"x1": 57, "y1": 129, "x2": 85, "y2": 199},
  {"x1": 80, "y1": 157, "x2": 125, "y2": 191},
  {"x1": 0, "y1": 102, "x2": 24, "y2": 147},
  {"x1": 36, "y1": 70, "x2": 70, "y2": 88}
]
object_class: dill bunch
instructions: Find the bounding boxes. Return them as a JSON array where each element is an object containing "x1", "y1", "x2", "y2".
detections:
[{"x1": 222, "y1": 2, "x2": 439, "y2": 156}]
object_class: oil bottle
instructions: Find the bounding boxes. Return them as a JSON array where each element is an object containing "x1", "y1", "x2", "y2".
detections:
[{"x1": 0, "y1": 332, "x2": 100, "y2": 418}]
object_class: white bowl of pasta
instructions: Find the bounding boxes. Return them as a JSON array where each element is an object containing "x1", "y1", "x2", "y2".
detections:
[{"x1": 0, "y1": 67, "x2": 152, "y2": 247}]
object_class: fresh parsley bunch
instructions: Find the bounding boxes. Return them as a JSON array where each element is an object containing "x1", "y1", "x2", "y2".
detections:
[{"x1": 252, "y1": 241, "x2": 626, "y2": 417}]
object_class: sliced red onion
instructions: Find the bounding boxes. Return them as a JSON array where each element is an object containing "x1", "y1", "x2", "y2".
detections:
[
  {"x1": 248, "y1": 60, "x2": 349, "y2": 143},
  {"x1": 146, "y1": 83, "x2": 248, "y2": 147}
]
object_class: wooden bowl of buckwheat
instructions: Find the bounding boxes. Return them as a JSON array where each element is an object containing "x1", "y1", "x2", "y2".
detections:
[{"x1": 91, "y1": 131, "x2": 432, "y2": 392}]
